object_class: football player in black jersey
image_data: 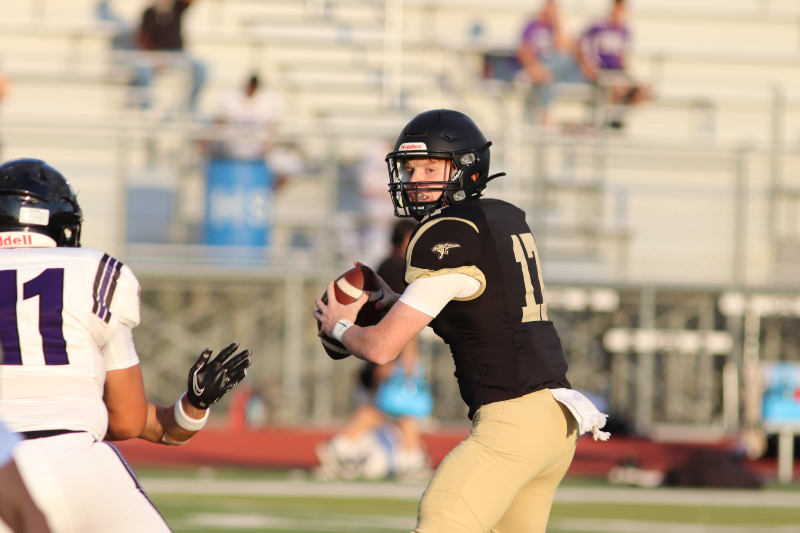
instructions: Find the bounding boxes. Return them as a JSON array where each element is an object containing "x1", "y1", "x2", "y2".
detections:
[{"x1": 315, "y1": 109, "x2": 608, "y2": 533}]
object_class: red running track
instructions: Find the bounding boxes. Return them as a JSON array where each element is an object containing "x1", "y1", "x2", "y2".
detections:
[{"x1": 115, "y1": 424, "x2": 791, "y2": 481}]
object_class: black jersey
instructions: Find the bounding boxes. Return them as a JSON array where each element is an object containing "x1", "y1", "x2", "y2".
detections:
[{"x1": 404, "y1": 198, "x2": 570, "y2": 418}]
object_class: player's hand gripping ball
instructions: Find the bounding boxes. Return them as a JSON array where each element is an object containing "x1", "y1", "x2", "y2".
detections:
[{"x1": 317, "y1": 264, "x2": 384, "y2": 360}]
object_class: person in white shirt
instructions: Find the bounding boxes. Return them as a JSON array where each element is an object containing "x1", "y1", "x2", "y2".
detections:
[
  {"x1": 211, "y1": 73, "x2": 284, "y2": 162},
  {"x1": 0, "y1": 158, "x2": 252, "y2": 533}
]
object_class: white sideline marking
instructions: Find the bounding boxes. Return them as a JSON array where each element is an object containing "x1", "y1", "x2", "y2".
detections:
[
  {"x1": 184, "y1": 512, "x2": 413, "y2": 531},
  {"x1": 140, "y1": 478, "x2": 800, "y2": 508},
  {"x1": 554, "y1": 486, "x2": 800, "y2": 507},
  {"x1": 552, "y1": 519, "x2": 800, "y2": 533},
  {"x1": 175, "y1": 513, "x2": 800, "y2": 533},
  {"x1": 142, "y1": 478, "x2": 425, "y2": 499}
]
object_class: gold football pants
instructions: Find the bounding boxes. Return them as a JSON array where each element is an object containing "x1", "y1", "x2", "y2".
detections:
[{"x1": 414, "y1": 389, "x2": 578, "y2": 533}]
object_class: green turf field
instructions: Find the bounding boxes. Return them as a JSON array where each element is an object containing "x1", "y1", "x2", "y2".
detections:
[{"x1": 140, "y1": 468, "x2": 800, "y2": 532}]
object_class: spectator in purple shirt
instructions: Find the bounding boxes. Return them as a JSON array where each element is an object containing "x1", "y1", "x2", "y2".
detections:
[
  {"x1": 516, "y1": 0, "x2": 585, "y2": 125},
  {"x1": 576, "y1": 0, "x2": 650, "y2": 128}
]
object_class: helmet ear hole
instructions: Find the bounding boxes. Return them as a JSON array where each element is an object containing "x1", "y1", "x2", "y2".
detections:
[{"x1": 459, "y1": 153, "x2": 476, "y2": 166}]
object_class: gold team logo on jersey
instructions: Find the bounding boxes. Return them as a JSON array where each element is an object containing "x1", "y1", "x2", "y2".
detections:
[{"x1": 431, "y1": 242, "x2": 461, "y2": 260}]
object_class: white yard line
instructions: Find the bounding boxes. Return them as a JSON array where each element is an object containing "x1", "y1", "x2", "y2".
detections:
[
  {"x1": 554, "y1": 486, "x2": 800, "y2": 507},
  {"x1": 183, "y1": 512, "x2": 414, "y2": 531},
  {"x1": 551, "y1": 519, "x2": 800, "y2": 533},
  {"x1": 142, "y1": 478, "x2": 426, "y2": 499},
  {"x1": 140, "y1": 477, "x2": 800, "y2": 507}
]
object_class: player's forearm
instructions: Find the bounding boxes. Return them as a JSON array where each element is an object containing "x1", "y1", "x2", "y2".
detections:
[
  {"x1": 342, "y1": 304, "x2": 428, "y2": 364},
  {"x1": 315, "y1": 275, "x2": 419, "y2": 362},
  {"x1": 343, "y1": 325, "x2": 402, "y2": 365},
  {"x1": 138, "y1": 396, "x2": 208, "y2": 445},
  {"x1": 136, "y1": 403, "x2": 167, "y2": 443}
]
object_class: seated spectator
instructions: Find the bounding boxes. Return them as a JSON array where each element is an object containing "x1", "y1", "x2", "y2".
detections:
[
  {"x1": 200, "y1": 73, "x2": 294, "y2": 249},
  {"x1": 209, "y1": 73, "x2": 284, "y2": 162},
  {"x1": 516, "y1": 0, "x2": 584, "y2": 125},
  {"x1": 130, "y1": 0, "x2": 207, "y2": 114},
  {"x1": 576, "y1": 0, "x2": 650, "y2": 128}
]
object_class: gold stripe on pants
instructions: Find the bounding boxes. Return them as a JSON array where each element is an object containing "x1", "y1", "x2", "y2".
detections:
[{"x1": 414, "y1": 388, "x2": 578, "y2": 533}]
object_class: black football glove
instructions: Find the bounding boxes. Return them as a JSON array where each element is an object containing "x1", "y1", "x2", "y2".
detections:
[{"x1": 186, "y1": 342, "x2": 252, "y2": 409}]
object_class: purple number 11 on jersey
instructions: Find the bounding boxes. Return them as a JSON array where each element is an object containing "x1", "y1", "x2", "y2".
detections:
[{"x1": 0, "y1": 268, "x2": 69, "y2": 365}]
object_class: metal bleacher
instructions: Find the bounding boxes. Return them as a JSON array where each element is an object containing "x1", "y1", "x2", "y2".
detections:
[{"x1": 3, "y1": 0, "x2": 800, "y2": 444}]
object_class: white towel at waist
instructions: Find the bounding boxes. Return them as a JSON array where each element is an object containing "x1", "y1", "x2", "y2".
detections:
[{"x1": 550, "y1": 388, "x2": 611, "y2": 442}]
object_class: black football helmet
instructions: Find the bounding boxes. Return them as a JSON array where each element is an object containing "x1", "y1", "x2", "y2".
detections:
[
  {"x1": 0, "y1": 158, "x2": 82, "y2": 246},
  {"x1": 385, "y1": 109, "x2": 504, "y2": 218}
]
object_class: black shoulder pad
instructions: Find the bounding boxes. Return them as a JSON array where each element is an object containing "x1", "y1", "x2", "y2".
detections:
[{"x1": 407, "y1": 216, "x2": 480, "y2": 277}]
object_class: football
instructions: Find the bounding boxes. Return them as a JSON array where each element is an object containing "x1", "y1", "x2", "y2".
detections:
[{"x1": 317, "y1": 264, "x2": 384, "y2": 360}]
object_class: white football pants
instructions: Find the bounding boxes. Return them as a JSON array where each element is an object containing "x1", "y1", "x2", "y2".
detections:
[{"x1": 0, "y1": 432, "x2": 170, "y2": 533}]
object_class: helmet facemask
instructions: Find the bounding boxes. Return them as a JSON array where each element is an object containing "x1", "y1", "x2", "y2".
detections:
[
  {"x1": 386, "y1": 147, "x2": 487, "y2": 219},
  {"x1": 386, "y1": 109, "x2": 504, "y2": 218}
]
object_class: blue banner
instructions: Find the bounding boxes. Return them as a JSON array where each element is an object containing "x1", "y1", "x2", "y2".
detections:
[{"x1": 205, "y1": 159, "x2": 272, "y2": 247}]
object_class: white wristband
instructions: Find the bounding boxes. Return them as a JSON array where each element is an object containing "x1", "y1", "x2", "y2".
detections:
[
  {"x1": 174, "y1": 392, "x2": 210, "y2": 432},
  {"x1": 331, "y1": 319, "x2": 355, "y2": 342}
]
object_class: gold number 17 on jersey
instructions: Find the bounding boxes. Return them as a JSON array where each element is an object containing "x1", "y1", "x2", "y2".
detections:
[{"x1": 510, "y1": 233, "x2": 548, "y2": 322}]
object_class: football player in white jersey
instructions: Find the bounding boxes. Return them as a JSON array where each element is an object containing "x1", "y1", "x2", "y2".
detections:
[{"x1": 0, "y1": 158, "x2": 252, "y2": 533}]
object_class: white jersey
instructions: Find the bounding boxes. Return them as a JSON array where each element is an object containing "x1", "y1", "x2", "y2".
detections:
[{"x1": 0, "y1": 246, "x2": 141, "y2": 441}]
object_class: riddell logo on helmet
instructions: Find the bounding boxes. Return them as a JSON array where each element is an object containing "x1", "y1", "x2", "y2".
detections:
[
  {"x1": 0, "y1": 232, "x2": 56, "y2": 248},
  {"x1": 399, "y1": 142, "x2": 427, "y2": 151},
  {"x1": 0, "y1": 233, "x2": 33, "y2": 247}
]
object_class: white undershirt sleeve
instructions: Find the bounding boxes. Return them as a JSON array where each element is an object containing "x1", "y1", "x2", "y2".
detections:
[
  {"x1": 103, "y1": 323, "x2": 141, "y2": 371},
  {"x1": 398, "y1": 272, "x2": 482, "y2": 317}
]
